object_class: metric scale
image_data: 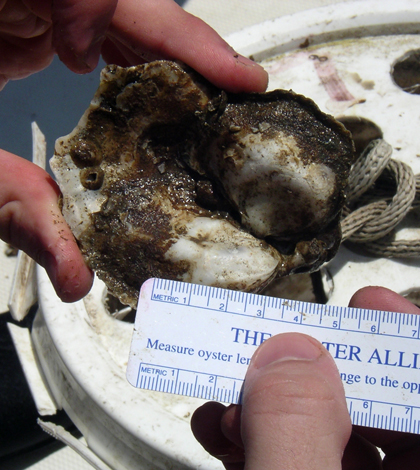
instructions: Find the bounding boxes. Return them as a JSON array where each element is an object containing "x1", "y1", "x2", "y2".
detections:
[
  {"x1": 127, "y1": 279, "x2": 420, "y2": 435},
  {"x1": 6, "y1": 1, "x2": 420, "y2": 468}
]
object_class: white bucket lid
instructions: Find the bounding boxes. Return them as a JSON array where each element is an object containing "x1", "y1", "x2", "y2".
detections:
[{"x1": 32, "y1": 1, "x2": 420, "y2": 468}]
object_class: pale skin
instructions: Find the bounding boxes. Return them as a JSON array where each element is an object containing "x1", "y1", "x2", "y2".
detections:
[
  {"x1": 192, "y1": 287, "x2": 420, "y2": 469},
  {"x1": 2, "y1": 3, "x2": 419, "y2": 468},
  {"x1": 0, "y1": 0, "x2": 268, "y2": 301}
]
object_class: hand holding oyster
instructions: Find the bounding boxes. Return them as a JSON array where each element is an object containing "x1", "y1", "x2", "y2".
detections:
[{"x1": 51, "y1": 60, "x2": 353, "y2": 307}]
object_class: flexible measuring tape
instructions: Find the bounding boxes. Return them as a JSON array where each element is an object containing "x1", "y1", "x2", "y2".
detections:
[{"x1": 127, "y1": 278, "x2": 420, "y2": 434}]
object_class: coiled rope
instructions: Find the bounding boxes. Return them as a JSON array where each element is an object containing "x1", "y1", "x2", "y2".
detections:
[{"x1": 341, "y1": 139, "x2": 420, "y2": 257}]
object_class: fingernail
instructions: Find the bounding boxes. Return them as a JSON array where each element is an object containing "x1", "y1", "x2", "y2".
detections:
[
  {"x1": 63, "y1": 34, "x2": 104, "y2": 73},
  {"x1": 83, "y1": 34, "x2": 104, "y2": 71},
  {"x1": 251, "y1": 333, "x2": 323, "y2": 370},
  {"x1": 0, "y1": 74, "x2": 8, "y2": 91}
]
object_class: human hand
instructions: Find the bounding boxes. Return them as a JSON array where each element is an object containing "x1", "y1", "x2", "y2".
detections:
[
  {"x1": 191, "y1": 287, "x2": 420, "y2": 469},
  {"x1": 0, "y1": 0, "x2": 268, "y2": 92},
  {"x1": 0, "y1": 0, "x2": 268, "y2": 303},
  {"x1": 0, "y1": 150, "x2": 93, "y2": 302}
]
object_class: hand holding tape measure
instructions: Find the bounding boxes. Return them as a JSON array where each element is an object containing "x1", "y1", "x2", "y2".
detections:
[{"x1": 128, "y1": 280, "x2": 420, "y2": 468}]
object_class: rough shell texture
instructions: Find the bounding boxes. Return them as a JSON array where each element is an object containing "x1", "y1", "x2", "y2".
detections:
[{"x1": 51, "y1": 61, "x2": 354, "y2": 307}]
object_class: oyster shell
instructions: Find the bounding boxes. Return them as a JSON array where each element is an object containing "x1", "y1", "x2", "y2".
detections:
[{"x1": 51, "y1": 60, "x2": 353, "y2": 307}]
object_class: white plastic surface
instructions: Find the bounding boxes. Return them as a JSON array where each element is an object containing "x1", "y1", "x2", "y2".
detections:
[
  {"x1": 7, "y1": 323, "x2": 57, "y2": 416},
  {"x1": 235, "y1": 4, "x2": 420, "y2": 305},
  {"x1": 30, "y1": 1, "x2": 420, "y2": 469},
  {"x1": 32, "y1": 267, "x2": 223, "y2": 469},
  {"x1": 251, "y1": 29, "x2": 420, "y2": 306},
  {"x1": 38, "y1": 420, "x2": 114, "y2": 470},
  {"x1": 8, "y1": 250, "x2": 37, "y2": 321},
  {"x1": 0, "y1": 240, "x2": 18, "y2": 314}
]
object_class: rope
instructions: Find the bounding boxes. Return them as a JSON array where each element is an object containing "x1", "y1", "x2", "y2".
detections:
[{"x1": 341, "y1": 139, "x2": 420, "y2": 258}]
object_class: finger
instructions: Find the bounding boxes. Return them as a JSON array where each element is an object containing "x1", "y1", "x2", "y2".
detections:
[
  {"x1": 20, "y1": 1, "x2": 51, "y2": 22},
  {"x1": 0, "y1": 0, "x2": 50, "y2": 38},
  {"x1": 0, "y1": 151, "x2": 93, "y2": 302},
  {"x1": 0, "y1": 27, "x2": 54, "y2": 83},
  {"x1": 108, "y1": 0, "x2": 268, "y2": 93},
  {"x1": 349, "y1": 286, "x2": 420, "y2": 469},
  {"x1": 218, "y1": 402, "x2": 384, "y2": 470},
  {"x1": 352, "y1": 427, "x2": 420, "y2": 470},
  {"x1": 342, "y1": 431, "x2": 382, "y2": 469},
  {"x1": 101, "y1": 35, "x2": 147, "y2": 67},
  {"x1": 100, "y1": 36, "x2": 131, "y2": 68},
  {"x1": 0, "y1": 73, "x2": 7, "y2": 91},
  {"x1": 240, "y1": 333, "x2": 351, "y2": 470},
  {"x1": 349, "y1": 286, "x2": 420, "y2": 315},
  {"x1": 52, "y1": 0, "x2": 118, "y2": 73},
  {"x1": 191, "y1": 402, "x2": 245, "y2": 465},
  {"x1": 0, "y1": 1, "x2": 53, "y2": 84}
]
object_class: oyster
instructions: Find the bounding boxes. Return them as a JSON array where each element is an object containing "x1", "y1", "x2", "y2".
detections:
[{"x1": 51, "y1": 61, "x2": 353, "y2": 307}]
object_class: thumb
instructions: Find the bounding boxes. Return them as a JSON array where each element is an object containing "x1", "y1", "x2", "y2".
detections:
[
  {"x1": 240, "y1": 333, "x2": 351, "y2": 470},
  {"x1": 52, "y1": 0, "x2": 118, "y2": 72}
]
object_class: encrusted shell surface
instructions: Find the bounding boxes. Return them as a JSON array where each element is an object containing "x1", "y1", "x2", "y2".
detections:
[{"x1": 51, "y1": 60, "x2": 354, "y2": 307}]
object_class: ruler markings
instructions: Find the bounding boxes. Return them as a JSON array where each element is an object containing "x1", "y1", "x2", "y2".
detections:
[
  {"x1": 225, "y1": 294, "x2": 230, "y2": 313},
  {"x1": 243, "y1": 293, "x2": 248, "y2": 314},
  {"x1": 408, "y1": 408, "x2": 413, "y2": 433},
  {"x1": 186, "y1": 283, "x2": 192, "y2": 307},
  {"x1": 398, "y1": 312, "x2": 402, "y2": 335},
  {"x1": 136, "y1": 361, "x2": 420, "y2": 429},
  {"x1": 128, "y1": 279, "x2": 420, "y2": 435},
  {"x1": 193, "y1": 375, "x2": 198, "y2": 397},
  {"x1": 148, "y1": 290, "x2": 418, "y2": 339},
  {"x1": 261, "y1": 297, "x2": 266, "y2": 319}
]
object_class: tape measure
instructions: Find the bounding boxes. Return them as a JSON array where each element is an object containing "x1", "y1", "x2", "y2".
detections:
[{"x1": 127, "y1": 278, "x2": 420, "y2": 434}]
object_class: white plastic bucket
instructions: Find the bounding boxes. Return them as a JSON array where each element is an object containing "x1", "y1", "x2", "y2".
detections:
[{"x1": 31, "y1": 2, "x2": 420, "y2": 468}]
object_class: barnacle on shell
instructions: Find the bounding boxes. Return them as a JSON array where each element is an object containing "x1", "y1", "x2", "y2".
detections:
[{"x1": 51, "y1": 60, "x2": 354, "y2": 307}]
